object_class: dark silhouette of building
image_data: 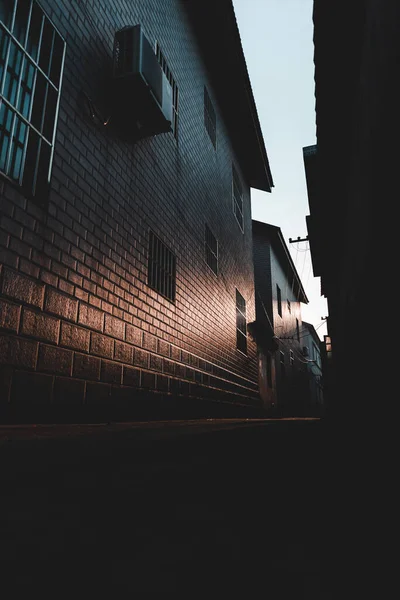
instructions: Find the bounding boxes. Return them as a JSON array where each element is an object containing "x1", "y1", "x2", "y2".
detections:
[
  {"x1": 0, "y1": 0, "x2": 273, "y2": 421},
  {"x1": 251, "y1": 220, "x2": 309, "y2": 415},
  {"x1": 304, "y1": 0, "x2": 400, "y2": 417}
]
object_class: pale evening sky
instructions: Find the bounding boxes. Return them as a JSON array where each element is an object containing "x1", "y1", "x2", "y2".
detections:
[{"x1": 232, "y1": 0, "x2": 328, "y2": 339}]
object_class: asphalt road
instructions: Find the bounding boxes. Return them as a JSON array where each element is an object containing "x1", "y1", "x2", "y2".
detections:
[{"x1": 1, "y1": 419, "x2": 336, "y2": 597}]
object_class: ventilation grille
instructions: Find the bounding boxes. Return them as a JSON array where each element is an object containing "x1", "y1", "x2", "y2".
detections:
[{"x1": 148, "y1": 231, "x2": 176, "y2": 302}]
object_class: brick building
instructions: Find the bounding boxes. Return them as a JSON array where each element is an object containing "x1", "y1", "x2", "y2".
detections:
[
  {"x1": 0, "y1": 0, "x2": 273, "y2": 421},
  {"x1": 251, "y1": 221, "x2": 308, "y2": 415},
  {"x1": 300, "y1": 321, "x2": 323, "y2": 415}
]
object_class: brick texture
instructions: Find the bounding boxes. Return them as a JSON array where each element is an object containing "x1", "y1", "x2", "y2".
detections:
[
  {"x1": 60, "y1": 322, "x2": 90, "y2": 352},
  {"x1": 38, "y1": 344, "x2": 73, "y2": 376},
  {"x1": 0, "y1": 0, "x2": 262, "y2": 419},
  {"x1": 0, "y1": 299, "x2": 21, "y2": 333},
  {"x1": 21, "y1": 309, "x2": 60, "y2": 343}
]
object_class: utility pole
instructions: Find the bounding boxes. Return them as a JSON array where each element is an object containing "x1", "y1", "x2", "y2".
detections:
[{"x1": 288, "y1": 236, "x2": 309, "y2": 243}]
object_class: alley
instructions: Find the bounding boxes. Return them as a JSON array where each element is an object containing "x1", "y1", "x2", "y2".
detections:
[{"x1": 0, "y1": 419, "x2": 335, "y2": 597}]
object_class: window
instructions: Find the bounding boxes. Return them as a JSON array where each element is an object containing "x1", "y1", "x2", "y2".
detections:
[
  {"x1": 287, "y1": 299, "x2": 291, "y2": 314},
  {"x1": 155, "y1": 42, "x2": 178, "y2": 138},
  {"x1": 313, "y1": 343, "x2": 321, "y2": 368},
  {"x1": 236, "y1": 289, "x2": 247, "y2": 354},
  {"x1": 148, "y1": 231, "x2": 176, "y2": 302},
  {"x1": 277, "y1": 285, "x2": 282, "y2": 317},
  {"x1": 280, "y1": 351, "x2": 285, "y2": 378},
  {"x1": 205, "y1": 223, "x2": 218, "y2": 275},
  {"x1": 266, "y1": 352, "x2": 272, "y2": 388},
  {"x1": 290, "y1": 349, "x2": 294, "y2": 368},
  {"x1": 296, "y1": 318, "x2": 300, "y2": 341},
  {"x1": 204, "y1": 85, "x2": 216, "y2": 148},
  {"x1": 0, "y1": 0, "x2": 65, "y2": 200},
  {"x1": 232, "y1": 164, "x2": 243, "y2": 231}
]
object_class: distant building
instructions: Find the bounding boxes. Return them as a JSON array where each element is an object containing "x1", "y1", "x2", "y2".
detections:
[
  {"x1": 0, "y1": 0, "x2": 273, "y2": 421},
  {"x1": 301, "y1": 321, "x2": 324, "y2": 415},
  {"x1": 251, "y1": 221, "x2": 309, "y2": 415}
]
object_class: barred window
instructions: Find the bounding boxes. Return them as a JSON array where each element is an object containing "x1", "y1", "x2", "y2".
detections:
[
  {"x1": 266, "y1": 352, "x2": 272, "y2": 388},
  {"x1": 205, "y1": 223, "x2": 218, "y2": 275},
  {"x1": 0, "y1": 0, "x2": 65, "y2": 201},
  {"x1": 204, "y1": 85, "x2": 216, "y2": 148},
  {"x1": 277, "y1": 284, "x2": 282, "y2": 317},
  {"x1": 232, "y1": 164, "x2": 243, "y2": 231},
  {"x1": 236, "y1": 289, "x2": 247, "y2": 355},
  {"x1": 280, "y1": 350, "x2": 286, "y2": 379},
  {"x1": 148, "y1": 230, "x2": 176, "y2": 302},
  {"x1": 155, "y1": 42, "x2": 178, "y2": 138}
]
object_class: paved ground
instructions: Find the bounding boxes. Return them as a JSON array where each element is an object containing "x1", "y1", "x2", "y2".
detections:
[{"x1": 0, "y1": 418, "x2": 337, "y2": 597}]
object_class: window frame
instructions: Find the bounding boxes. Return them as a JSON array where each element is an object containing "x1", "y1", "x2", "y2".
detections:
[
  {"x1": 232, "y1": 164, "x2": 244, "y2": 232},
  {"x1": 147, "y1": 230, "x2": 176, "y2": 303},
  {"x1": 155, "y1": 41, "x2": 178, "y2": 138},
  {"x1": 280, "y1": 350, "x2": 286, "y2": 379},
  {"x1": 277, "y1": 284, "x2": 282, "y2": 317},
  {"x1": 0, "y1": 0, "x2": 66, "y2": 203},
  {"x1": 204, "y1": 223, "x2": 218, "y2": 276},
  {"x1": 266, "y1": 352, "x2": 272, "y2": 388},
  {"x1": 235, "y1": 288, "x2": 247, "y2": 355},
  {"x1": 204, "y1": 85, "x2": 216, "y2": 149}
]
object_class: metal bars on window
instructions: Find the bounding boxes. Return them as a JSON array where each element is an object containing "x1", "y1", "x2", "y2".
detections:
[
  {"x1": 155, "y1": 42, "x2": 178, "y2": 138},
  {"x1": 148, "y1": 230, "x2": 176, "y2": 302},
  {"x1": 205, "y1": 223, "x2": 218, "y2": 275},
  {"x1": 277, "y1": 284, "x2": 282, "y2": 317},
  {"x1": 232, "y1": 164, "x2": 243, "y2": 231},
  {"x1": 236, "y1": 289, "x2": 247, "y2": 354},
  {"x1": 204, "y1": 85, "x2": 216, "y2": 148},
  {"x1": 0, "y1": 0, "x2": 65, "y2": 199},
  {"x1": 280, "y1": 350, "x2": 286, "y2": 378}
]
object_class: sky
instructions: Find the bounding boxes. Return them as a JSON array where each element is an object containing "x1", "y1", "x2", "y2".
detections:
[{"x1": 232, "y1": 0, "x2": 328, "y2": 340}]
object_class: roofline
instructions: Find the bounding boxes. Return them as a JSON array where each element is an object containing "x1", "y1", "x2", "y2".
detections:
[
  {"x1": 230, "y1": 3, "x2": 274, "y2": 191},
  {"x1": 302, "y1": 321, "x2": 321, "y2": 344},
  {"x1": 252, "y1": 220, "x2": 309, "y2": 304},
  {"x1": 181, "y1": 0, "x2": 274, "y2": 192}
]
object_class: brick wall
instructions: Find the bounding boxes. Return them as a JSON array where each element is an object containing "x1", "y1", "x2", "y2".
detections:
[{"x1": 0, "y1": 0, "x2": 261, "y2": 420}]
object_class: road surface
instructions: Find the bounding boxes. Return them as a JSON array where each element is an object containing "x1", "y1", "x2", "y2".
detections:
[{"x1": 1, "y1": 419, "x2": 337, "y2": 597}]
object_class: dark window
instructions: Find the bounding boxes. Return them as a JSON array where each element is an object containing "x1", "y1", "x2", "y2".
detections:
[
  {"x1": 290, "y1": 349, "x2": 294, "y2": 368},
  {"x1": 280, "y1": 351, "x2": 285, "y2": 378},
  {"x1": 0, "y1": 0, "x2": 65, "y2": 201},
  {"x1": 148, "y1": 231, "x2": 176, "y2": 302},
  {"x1": 287, "y1": 299, "x2": 291, "y2": 314},
  {"x1": 205, "y1": 223, "x2": 218, "y2": 275},
  {"x1": 155, "y1": 42, "x2": 178, "y2": 138},
  {"x1": 277, "y1": 285, "x2": 282, "y2": 317},
  {"x1": 266, "y1": 352, "x2": 272, "y2": 388},
  {"x1": 204, "y1": 85, "x2": 216, "y2": 148},
  {"x1": 236, "y1": 289, "x2": 247, "y2": 354},
  {"x1": 232, "y1": 164, "x2": 243, "y2": 231},
  {"x1": 296, "y1": 318, "x2": 300, "y2": 341},
  {"x1": 313, "y1": 343, "x2": 321, "y2": 368}
]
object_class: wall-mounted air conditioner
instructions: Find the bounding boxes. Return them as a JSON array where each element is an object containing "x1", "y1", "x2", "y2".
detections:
[{"x1": 112, "y1": 25, "x2": 173, "y2": 138}]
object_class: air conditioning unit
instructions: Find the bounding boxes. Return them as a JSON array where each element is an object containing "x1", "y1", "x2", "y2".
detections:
[{"x1": 112, "y1": 25, "x2": 173, "y2": 138}]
